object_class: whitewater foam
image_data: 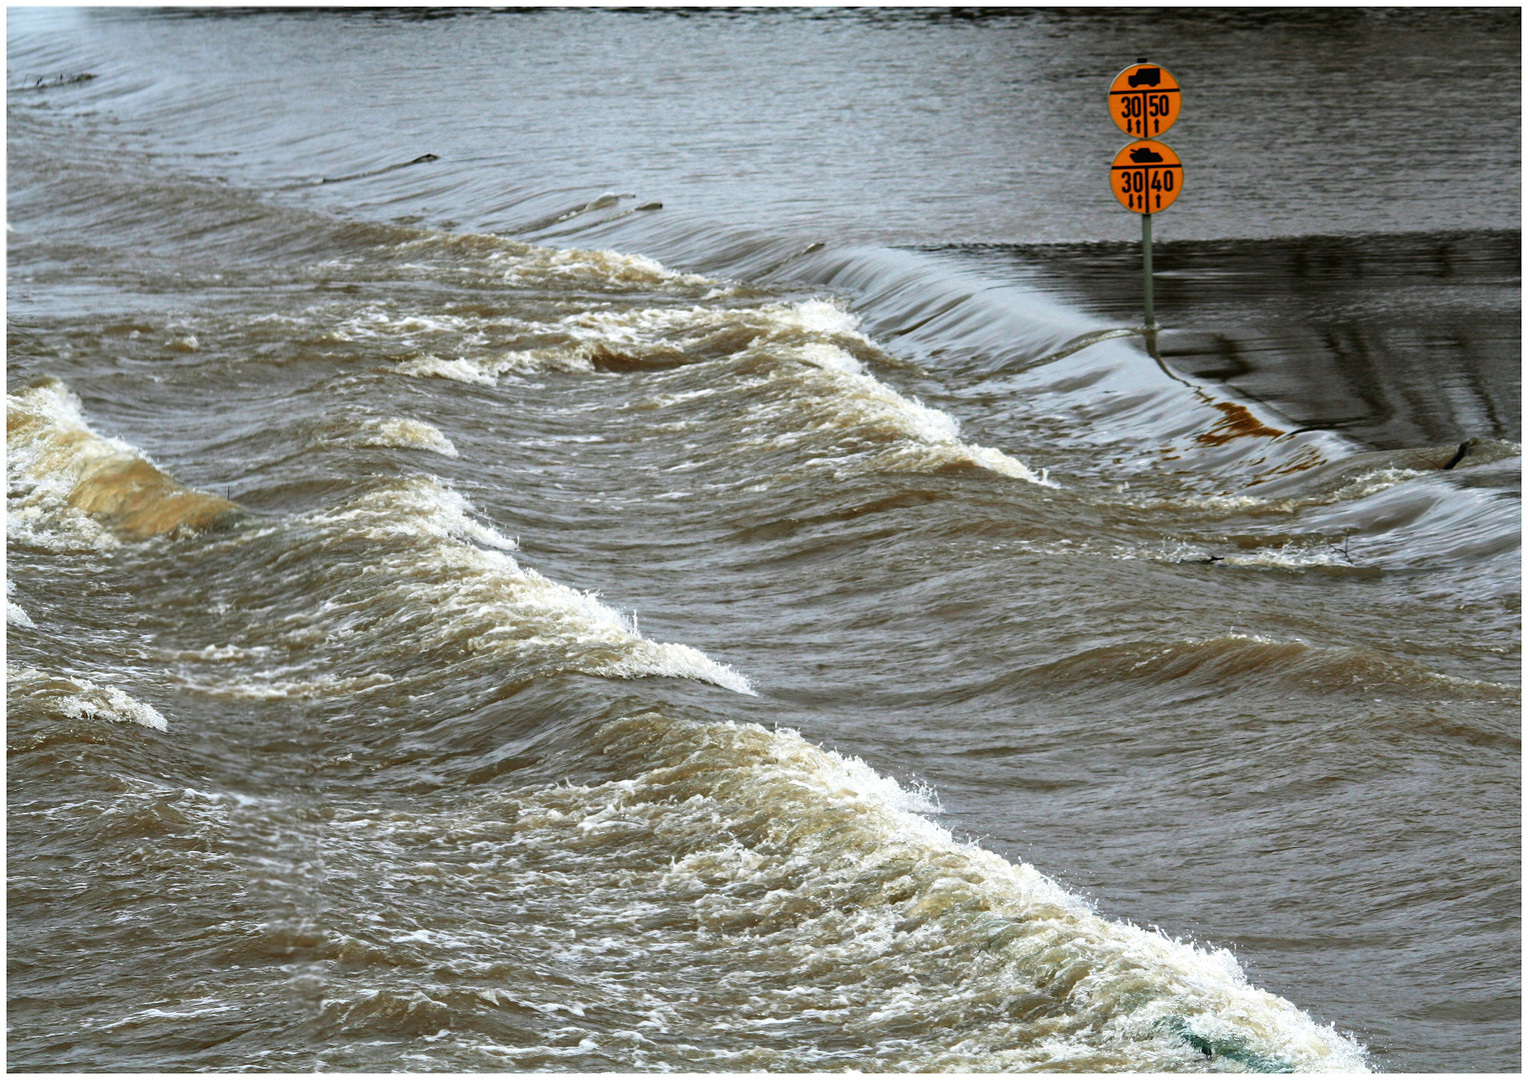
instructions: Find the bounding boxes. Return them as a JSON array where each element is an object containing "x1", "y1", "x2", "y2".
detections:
[
  {"x1": 175, "y1": 670, "x2": 397, "y2": 701},
  {"x1": 301, "y1": 476, "x2": 752, "y2": 695},
  {"x1": 392, "y1": 230, "x2": 715, "y2": 291},
  {"x1": 351, "y1": 417, "x2": 459, "y2": 457},
  {"x1": 394, "y1": 355, "x2": 499, "y2": 385},
  {"x1": 8, "y1": 664, "x2": 169, "y2": 731},
  {"x1": 9, "y1": 380, "x2": 129, "y2": 550},
  {"x1": 8, "y1": 598, "x2": 36, "y2": 627},
  {"x1": 489, "y1": 245, "x2": 714, "y2": 290},
  {"x1": 7, "y1": 578, "x2": 35, "y2": 627}
]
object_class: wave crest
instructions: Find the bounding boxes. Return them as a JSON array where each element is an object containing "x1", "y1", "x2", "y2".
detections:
[
  {"x1": 351, "y1": 417, "x2": 459, "y2": 457},
  {"x1": 492, "y1": 713, "x2": 1371, "y2": 1072},
  {"x1": 384, "y1": 296, "x2": 1046, "y2": 484},
  {"x1": 8, "y1": 379, "x2": 239, "y2": 546},
  {"x1": 299, "y1": 476, "x2": 753, "y2": 695},
  {"x1": 8, "y1": 664, "x2": 168, "y2": 731}
]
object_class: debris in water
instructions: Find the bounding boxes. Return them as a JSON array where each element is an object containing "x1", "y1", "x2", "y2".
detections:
[
  {"x1": 321, "y1": 153, "x2": 439, "y2": 184},
  {"x1": 1440, "y1": 438, "x2": 1478, "y2": 470},
  {"x1": 11, "y1": 72, "x2": 96, "y2": 92}
]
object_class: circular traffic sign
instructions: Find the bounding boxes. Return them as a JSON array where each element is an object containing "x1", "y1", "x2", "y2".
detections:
[
  {"x1": 1109, "y1": 63, "x2": 1181, "y2": 139},
  {"x1": 1111, "y1": 140, "x2": 1183, "y2": 214}
]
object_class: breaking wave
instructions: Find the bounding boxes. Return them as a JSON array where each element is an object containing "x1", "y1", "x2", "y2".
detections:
[
  {"x1": 349, "y1": 416, "x2": 459, "y2": 457},
  {"x1": 578, "y1": 714, "x2": 1371, "y2": 1071},
  {"x1": 7, "y1": 664, "x2": 168, "y2": 731},
  {"x1": 289, "y1": 475, "x2": 754, "y2": 695},
  {"x1": 7, "y1": 378, "x2": 239, "y2": 548},
  {"x1": 383, "y1": 291, "x2": 1046, "y2": 484},
  {"x1": 304, "y1": 713, "x2": 1368, "y2": 1071}
]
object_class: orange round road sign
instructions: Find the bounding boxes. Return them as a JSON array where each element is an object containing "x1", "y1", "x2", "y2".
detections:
[
  {"x1": 1109, "y1": 63, "x2": 1181, "y2": 139},
  {"x1": 1111, "y1": 140, "x2": 1183, "y2": 214}
]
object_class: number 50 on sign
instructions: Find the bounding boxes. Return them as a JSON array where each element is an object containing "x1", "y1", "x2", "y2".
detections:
[{"x1": 1111, "y1": 140, "x2": 1183, "y2": 214}]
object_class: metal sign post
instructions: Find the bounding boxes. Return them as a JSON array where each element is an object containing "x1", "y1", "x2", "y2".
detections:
[{"x1": 1108, "y1": 59, "x2": 1183, "y2": 332}]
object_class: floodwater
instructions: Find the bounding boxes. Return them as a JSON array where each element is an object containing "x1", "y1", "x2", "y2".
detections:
[{"x1": 7, "y1": 8, "x2": 1519, "y2": 1073}]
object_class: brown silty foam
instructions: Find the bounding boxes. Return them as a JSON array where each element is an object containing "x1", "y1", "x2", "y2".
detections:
[
  {"x1": 68, "y1": 454, "x2": 240, "y2": 540},
  {"x1": 1195, "y1": 401, "x2": 1285, "y2": 447},
  {"x1": 8, "y1": 406, "x2": 240, "y2": 540}
]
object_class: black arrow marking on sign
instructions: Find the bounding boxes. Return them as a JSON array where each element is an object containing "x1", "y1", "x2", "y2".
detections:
[
  {"x1": 1111, "y1": 86, "x2": 1180, "y2": 136},
  {"x1": 1112, "y1": 162, "x2": 1182, "y2": 212}
]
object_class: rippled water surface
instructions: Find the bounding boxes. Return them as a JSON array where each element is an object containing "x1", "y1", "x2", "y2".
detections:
[{"x1": 7, "y1": 8, "x2": 1520, "y2": 1073}]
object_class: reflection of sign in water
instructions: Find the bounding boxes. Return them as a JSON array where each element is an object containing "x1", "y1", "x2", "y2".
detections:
[
  {"x1": 1111, "y1": 140, "x2": 1183, "y2": 214},
  {"x1": 1109, "y1": 63, "x2": 1181, "y2": 138}
]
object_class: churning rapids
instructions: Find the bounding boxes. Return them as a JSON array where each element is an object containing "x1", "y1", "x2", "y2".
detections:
[{"x1": 7, "y1": 9, "x2": 1519, "y2": 1074}]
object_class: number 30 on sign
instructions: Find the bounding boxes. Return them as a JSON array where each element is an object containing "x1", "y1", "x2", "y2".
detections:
[{"x1": 1111, "y1": 140, "x2": 1183, "y2": 214}]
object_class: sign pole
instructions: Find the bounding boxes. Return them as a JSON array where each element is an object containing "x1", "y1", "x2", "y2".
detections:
[{"x1": 1136, "y1": 54, "x2": 1155, "y2": 331}]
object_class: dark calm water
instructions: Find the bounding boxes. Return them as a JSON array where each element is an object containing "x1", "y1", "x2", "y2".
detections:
[{"x1": 7, "y1": 8, "x2": 1519, "y2": 1073}]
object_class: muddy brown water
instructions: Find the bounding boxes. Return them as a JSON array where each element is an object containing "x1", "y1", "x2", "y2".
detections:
[{"x1": 8, "y1": 8, "x2": 1519, "y2": 1073}]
